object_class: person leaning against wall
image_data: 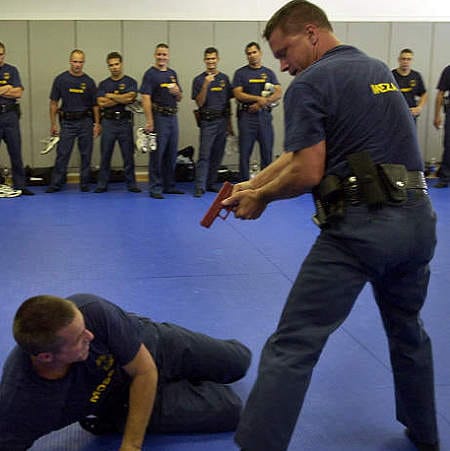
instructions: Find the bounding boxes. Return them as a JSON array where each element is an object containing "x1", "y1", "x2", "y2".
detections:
[
  {"x1": 391, "y1": 48, "x2": 427, "y2": 123},
  {"x1": 140, "y1": 43, "x2": 184, "y2": 199},
  {"x1": 0, "y1": 42, "x2": 34, "y2": 195},
  {"x1": 95, "y1": 51, "x2": 141, "y2": 194},
  {"x1": 192, "y1": 46, "x2": 234, "y2": 197},
  {"x1": 46, "y1": 49, "x2": 100, "y2": 193},
  {"x1": 232, "y1": 42, "x2": 282, "y2": 182}
]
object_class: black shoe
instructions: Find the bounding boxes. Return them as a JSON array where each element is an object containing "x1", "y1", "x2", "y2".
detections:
[
  {"x1": 80, "y1": 185, "x2": 90, "y2": 192},
  {"x1": 94, "y1": 187, "x2": 107, "y2": 193},
  {"x1": 128, "y1": 186, "x2": 142, "y2": 193},
  {"x1": 405, "y1": 429, "x2": 440, "y2": 451},
  {"x1": 46, "y1": 186, "x2": 60, "y2": 193},
  {"x1": 150, "y1": 192, "x2": 164, "y2": 199},
  {"x1": 20, "y1": 188, "x2": 35, "y2": 196},
  {"x1": 194, "y1": 187, "x2": 205, "y2": 197},
  {"x1": 163, "y1": 189, "x2": 185, "y2": 195},
  {"x1": 206, "y1": 186, "x2": 220, "y2": 193},
  {"x1": 434, "y1": 181, "x2": 448, "y2": 188}
]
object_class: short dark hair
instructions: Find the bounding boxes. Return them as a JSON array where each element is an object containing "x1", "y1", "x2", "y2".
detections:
[
  {"x1": 204, "y1": 47, "x2": 218, "y2": 57},
  {"x1": 399, "y1": 48, "x2": 414, "y2": 56},
  {"x1": 13, "y1": 295, "x2": 77, "y2": 355},
  {"x1": 263, "y1": 0, "x2": 333, "y2": 41},
  {"x1": 107, "y1": 51, "x2": 122, "y2": 63},
  {"x1": 245, "y1": 42, "x2": 260, "y2": 52},
  {"x1": 155, "y1": 43, "x2": 169, "y2": 50}
]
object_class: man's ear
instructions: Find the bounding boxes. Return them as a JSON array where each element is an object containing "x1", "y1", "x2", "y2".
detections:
[{"x1": 305, "y1": 24, "x2": 319, "y2": 45}]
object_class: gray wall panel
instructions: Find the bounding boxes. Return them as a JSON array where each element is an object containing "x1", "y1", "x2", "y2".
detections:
[
  {"x1": 1, "y1": 19, "x2": 450, "y2": 176},
  {"x1": 28, "y1": 21, "x2": 75, "y2": 167},
  {"x1": 347, "y1": 22, "x2": 391, "y2": 62}
]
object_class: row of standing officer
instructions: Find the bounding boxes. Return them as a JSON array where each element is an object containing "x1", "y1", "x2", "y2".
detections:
[{"x1": 1, "y1": 42, "x2": 282, "y2": 197}]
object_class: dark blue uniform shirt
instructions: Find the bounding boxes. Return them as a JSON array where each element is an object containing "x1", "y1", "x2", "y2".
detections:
[
  {"x1": 391, "y1": 69, "x2": 426, "y2": 108},
  {"x1": 232, "y1": 65, "x2": 279, "y2": 99},
  {"x1": 0, "y1": 294, "x2": 159, "y2": 451},
  {"x1": 284, "y1": 45, "x2": 423, "y2": 177},
  {"x1": 50, "y1": 71, "x2": 97, "y2": 112},
  {"x1": 0, "y1": 63, "x2": 22, "y2": 106},
  {"x1": 139, "y1": 67, "x2": 181, "y2": 108},
  {"x1": 97, "y1": 75, "x2": 137, "y2": 113},
  {"x1": 191, "y1": 72, "x2": 233, "y2": 110}
]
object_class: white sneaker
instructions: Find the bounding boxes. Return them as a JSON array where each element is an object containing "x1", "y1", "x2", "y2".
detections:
[
  {"x1": 0, "y1": 184, "x2": 22, "y2": 198},
  {"x1": 136, "y1": 128, "x2": 157, "y2": 153},
  {"x1": 40, "y1": 136, "x2": 60, "y2": 155}
]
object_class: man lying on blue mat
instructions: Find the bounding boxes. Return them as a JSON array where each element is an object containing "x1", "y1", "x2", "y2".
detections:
[{"x1": 0, "y1": 293, "x2": 251, "y2": 451}]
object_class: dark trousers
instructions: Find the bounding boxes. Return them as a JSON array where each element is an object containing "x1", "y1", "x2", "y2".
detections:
[
  {"x1": 50, "y1": 117, "x2": 93, "y2": 188},
  {"x1": 195, "y1": 117, "x2": 227, "y2": 190},
  {"x1": 235, "y1": 195, "x2": 438, "y2": 451},
  {"x1": 148, "y1": 322, "x2": 251, "y2": 433},
  {"x1": 438, "y1": 113, "x2": 450, "y2": 182},
  {"x1": 149, "y1": 113, "x2": 178, "y2": 194},
  {"x1": 0, "y1": 110, "x2": 26, "y2": 189},
  {"x1": 96, "y1": 118, "x2": 137, "y2": 189},
  {"x1": 238, "y1": 110, "x2": 274, "y2": 181}
]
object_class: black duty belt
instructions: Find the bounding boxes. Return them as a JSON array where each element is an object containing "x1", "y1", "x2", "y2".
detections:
[
  {"x1": 0, "y1": 103, "x2": 19, "y2": 114},
  {"x1": 238, "y1": 102, "x2": 272, "y2": 113},
  {"x1": 342, "y1": 171, "x2": 427, "y2": 205},
  {"x1": 199, "y1": 109, "x2": 229, "y2": 121},
  {"x1": 312, "y1": 168, "x2": 428, "y2": 229},
  {"x1": 60, "y1": 110, "x2": 92, "y2": 120},
  {"x1": 152, "y1": 103, "x2": 177, "y2": 116},
  {"x1": 102, "y1": 110, "x2": 132, "y2": 120}
]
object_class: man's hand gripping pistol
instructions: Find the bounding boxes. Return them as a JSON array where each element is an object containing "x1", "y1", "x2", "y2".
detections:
[{"x1": 200, "y1": 182, "x2": 234, "y2": 228}]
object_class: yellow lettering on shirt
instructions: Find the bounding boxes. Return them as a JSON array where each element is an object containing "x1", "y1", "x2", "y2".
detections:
[
  {"x1": 89, "y1": 369, "x2": 115, "y2": 403},
  {"x1": 249, "y1": 79, "x2": 265, "y2": 83},
  {"x1": 211, "y1": 87, "x2": 223, "y2": 91},
  {"x1": 69, "y1": 88, "x2": 85, "y2": 93},
  {"x1": 370, "y1": 83, "x2": 398, "y2": 95}
]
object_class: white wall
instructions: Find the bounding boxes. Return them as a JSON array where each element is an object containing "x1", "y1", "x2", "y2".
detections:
[{"x1": 2, "y1": 0, "x2": 450, "y2": 21}]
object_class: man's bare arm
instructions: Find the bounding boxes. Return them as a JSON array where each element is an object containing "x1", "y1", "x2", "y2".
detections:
[
  {"x1": 223, "y1": 142, "x2": 326, "y2": 220},
  {"x1": 120, "y1": 344, "x2": 158, "y2": 451}
]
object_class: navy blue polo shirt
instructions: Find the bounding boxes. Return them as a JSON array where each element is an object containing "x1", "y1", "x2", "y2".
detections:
[
  {"x1": 50, "y1": 70, "x2": 97, "y2": 112},
  {"x1": 191, "y1": 72, "x2": 233, "y2": 110},
  {"x1": 139, "y1": 67, "x2": 181, "y2": 108},
  {"x1": 0, "y1": 63, "x2": 22, "y2": 106},
  {"x1": 232, "y1": 65, "x2": 279, "y2": 97},
  {"x1": 0, "y1": 294, "x2": 156, "y2": 450},
  {"x1": 284, "y1": 45, "x2": 423, "y2": 177},
  {"x1": 97, "y1": 75, "x2": 137, "y2": 113}
]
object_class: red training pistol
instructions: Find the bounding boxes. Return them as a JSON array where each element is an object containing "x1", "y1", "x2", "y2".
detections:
[{"x1": 200, "y1": 181, "x2": 234, "y2": 228}]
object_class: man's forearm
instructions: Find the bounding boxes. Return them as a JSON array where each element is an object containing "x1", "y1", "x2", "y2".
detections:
[
  {"x1": 435, "y1": 91, "x2": 444, "y2": 119},
  {"x1": 0, "y1": 85, "x2": 23, "y2": 99},
  {"x1": 248, "y1": 152, "x2": 291, "y2": 189},
  {"x1": 121, "y1": 369, "x2": 158, "y2": 450},
  {"x1": 257, "y1": 145, "x2": 325, "y2": 203}
]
